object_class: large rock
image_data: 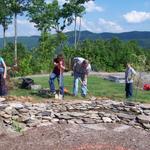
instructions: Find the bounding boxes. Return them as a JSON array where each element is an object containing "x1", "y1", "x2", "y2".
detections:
[{"x1": 137, "y1": 115, "x2": 150, "y2": 124}]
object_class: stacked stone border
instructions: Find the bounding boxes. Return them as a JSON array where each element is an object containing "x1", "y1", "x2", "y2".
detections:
[{"x1": 0, "y1": 98, "x2": 150, "y2": 132}]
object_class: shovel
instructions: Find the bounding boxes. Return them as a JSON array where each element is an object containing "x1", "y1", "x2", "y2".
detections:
[
  {"x1": 55, "y1": 68, "x2": 63, "y2": 100},
  {"x1": 79, "y1": 78, "x2": 96, "y2": 100}
]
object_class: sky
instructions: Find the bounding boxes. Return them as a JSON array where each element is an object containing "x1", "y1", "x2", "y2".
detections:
[{"x1": 0, "y1": 0, "x2": 150, "y2": 37}]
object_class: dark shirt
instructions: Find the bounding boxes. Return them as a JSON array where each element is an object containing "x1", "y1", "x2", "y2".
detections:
[{"x1": 52, "y1": 58, "x2": 64, "y2": 75}]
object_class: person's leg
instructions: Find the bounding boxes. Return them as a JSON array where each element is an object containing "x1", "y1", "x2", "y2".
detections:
[
  {"x1": 0, "y1": 74, "x2": 3, "y2": 96},
  {"x1": 81, "y1": 78, "x2": 87, "y2": 97},
  {"x1": 49, "y1": 73, "x2": 57, "y2": 93},
  {"x1": 58, "y1": 74, "x2": 64, "y2": 96},
  {"x1": 125, "y1": 83, "x2": 130, "y2": 98},
  {"x1": 128, "y1": 83, "x2": 133, "y2": 97},
  {"x1": 0, "y1": 73, "x2": 7, "y2": 96},
  {"x1": 73, "y1": 75, "x2": 79, "y2": 96}
]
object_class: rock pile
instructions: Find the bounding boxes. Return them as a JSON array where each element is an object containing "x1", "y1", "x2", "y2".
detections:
[{"x1": 0, "y1": 97, "x2": 150, "y2": 132}]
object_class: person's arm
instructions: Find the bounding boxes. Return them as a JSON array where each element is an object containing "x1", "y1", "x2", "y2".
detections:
[
  {"x1": 53, "y1": 59, "x2": 58, "y2": 66},
  {"x1": 2, "y1": 60, "x2": 7, "y2": 79},
  {"x1": 132, "y1": 68, "x2": 136, "y2": 75},
  {"x1": 59, "y1": 61, "x2": 65, "y2": 70}
]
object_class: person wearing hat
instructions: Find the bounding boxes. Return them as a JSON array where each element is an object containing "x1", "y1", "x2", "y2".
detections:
[{"x1": 72, "y1": 57, "x2": 91, "y2": 97}]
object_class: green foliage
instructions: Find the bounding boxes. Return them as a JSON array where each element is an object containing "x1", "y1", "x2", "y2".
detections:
[
  {"x1": 30, "y1": 32, "x2": 58, "y2": 73},
  {"x1": 2, "y1": 42, "x2": 33, "y2": 76},
  {"x1": 12, "y1": 120, "x2": 22, "y2": 132},
  {"x1": 63, "y1": 38, "x2": 149, "y2": 72}
]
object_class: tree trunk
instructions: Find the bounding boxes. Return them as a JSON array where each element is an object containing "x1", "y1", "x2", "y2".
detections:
[
  {"x1": 14, "y1": 13, "x2": 17, "y2": 66},
  {"x1": 74, "y1": 15, "x2": 77, "y2": 50},
  {"x1": 3, "y1": 26, "x2": 6, "y2": 49},
  {"x1": 77, "y1": 17, "x2": 82, "y2": 48}
]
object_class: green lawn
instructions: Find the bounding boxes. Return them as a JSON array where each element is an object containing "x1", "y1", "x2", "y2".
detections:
[{"x1": 9, "y1": 75, "x2": 150, "y2": 103}]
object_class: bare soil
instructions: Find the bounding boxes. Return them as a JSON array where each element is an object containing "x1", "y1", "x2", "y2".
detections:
[{"x1": 0, "y1": 123, "x2": 149, "y2": 150}]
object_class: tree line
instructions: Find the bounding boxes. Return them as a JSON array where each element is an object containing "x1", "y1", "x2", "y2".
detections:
[
  {"x1": 0, "y1": 0, "x2": 149, "y2": 76},
  {"x1": 0, "y1": 0, "x2": 91, "y2": 65},
  {"x1": 1, "y1": 34, "x2": 150, "y2": 76}
]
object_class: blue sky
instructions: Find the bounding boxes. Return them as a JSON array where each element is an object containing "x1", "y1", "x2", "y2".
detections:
[{"x1": 0, "y1": 0, "x2": 150, "y2": 37}]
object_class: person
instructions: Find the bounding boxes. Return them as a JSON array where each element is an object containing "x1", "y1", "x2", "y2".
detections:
[
  {"x1": 125, "y1": 63, "x2": 136, "y2": 99},
  {"x1": 72, "y1": 57, "x2": 91, "y2": 97},
  {"x1": 49, "y1": 54, "x2": 65, "y2": 97},
  {"x1": 0, "y1": 56, "x2": 7, "y2": 96}
]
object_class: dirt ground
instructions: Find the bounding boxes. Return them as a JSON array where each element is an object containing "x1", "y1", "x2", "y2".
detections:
[{"x1": 0, "y1": 123, "x2": 149, "y2": 150}]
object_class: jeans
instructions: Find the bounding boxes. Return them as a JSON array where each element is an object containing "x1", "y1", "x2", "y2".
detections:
[
  {"x1": 125, "y1": 83, "x2": 133, "y2": 98},
  {"x1": 49, "y1": 72, "x2": 64, "y2": 96},
  {"x1": 0, "y1": 73, "x2": 7, "y2": 96},
  {"x1": 73, "y1": 73, "x2": 87, "y2": 96}
]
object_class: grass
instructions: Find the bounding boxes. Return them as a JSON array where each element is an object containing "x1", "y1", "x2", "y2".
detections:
[{"x1": 9, "y1": 75, "x2": 150, "y2": 103}]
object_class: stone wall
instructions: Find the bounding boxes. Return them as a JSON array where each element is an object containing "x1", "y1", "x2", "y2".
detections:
[{"x1": 0, "y1": 97, "x2": 150, "y2": 133}]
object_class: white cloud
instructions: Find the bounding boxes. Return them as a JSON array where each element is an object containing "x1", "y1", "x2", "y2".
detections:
[
  {"x1": 47, "y1": 0, "x2": 103, "y2": 12},
  {"x1": 84, "y1": 1, "x2": 103, "y2": 12},
  {"x1": 46, "y1": 0, "x2": 66, "y2": 5},
  {"x1": 123, "y1": 10, "x2": 150, "y2": 23},
  {"x1": 98, "y1": 18, "x2": 124, "y2": 32},
  {"x1": 2, "y1": 18, "x2": 40, "y2": 37},
  {"x1": 76, "y1": 17, "x2": 124, "y2": 33},
  {"x1": 17, "y1": 19, "x2": 40, "y2": 36}
]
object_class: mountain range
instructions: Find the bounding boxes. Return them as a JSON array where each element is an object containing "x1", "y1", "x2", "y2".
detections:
[{"x1": 0, "y1": 31, "x2": 150, "y2": 49}]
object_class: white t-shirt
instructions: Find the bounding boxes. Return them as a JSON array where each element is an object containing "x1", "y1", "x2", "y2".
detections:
[
  {"x1": 125, "y1": 66, "x2": 136, "y2": 83},
  {"x1": 73, "y1": 57, "x2": 91, "y2": 75}
]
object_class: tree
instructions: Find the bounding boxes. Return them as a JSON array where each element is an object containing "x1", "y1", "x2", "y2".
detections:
[
  {"x1": 9, "y1": 0, "x2": 31, "y2": 66},
  {"x1": 0, "y1": 0, "x2": 13, "y2": 48},
  {"x1": 28, "y1": 0, "x2": 68, "y2": 55},
  {"x1": 62, "y1": 0, "x2": 93, "y2": 49}
]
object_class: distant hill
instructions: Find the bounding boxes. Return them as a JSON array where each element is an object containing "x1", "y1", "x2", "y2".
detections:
[
  {"x1": 66, "y1": 31, "x2": 150, "y2": 48},
  {"x1": 0, "y1": 31, "x2": 150, "y2": 49},
  {"x1": 0, "y1": 36, "x2": 40, "y2": 49}
]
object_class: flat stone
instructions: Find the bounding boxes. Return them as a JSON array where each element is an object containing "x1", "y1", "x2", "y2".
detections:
[
  {"x1": 10, "y1": 103, "x2": 24, "y2": 110},
  {"x1": 143, "y1": 110, "x2": 150, "y2": 116},
  {"x1": 73, "y1": 119, "x2": 84, "y2": 124},
  {"x1": 102, "y1": 117, "x2": 112, "y2": 123},
  {"x1": 26, "y1": 119, "x2": 41, "y2": 127},
  {"x1": 1, "y1": 113, "x2": 11, "y2": 119},
  {"x1": 4, "y1": 106, "x2": 13, "y2": 115},
  {"x1": 124, "y1": 101, "x2": 136, "y2": 106},
  {"x1": 82, "y1": 118, "x2": 96, "y2": 124},
  {"x1": 18, "y1": 108, "x2": 29, "y2": 113},
  {"x1": 42, "y1": 116, "x2": 51, "y2": 121},
  {"x1": 0, "y1": 97, "x2": 6, "y2": 102},
  {"x1": 41, "y1": 111, "x2": 51, "y2": 117},
  {"x1": 55, "y1": 114, "x2": 73, "y2": 120},
  {"x1": 117, "y1": 113, "x2": 135, "y2": 121},
  {"x1": 69, "y1": 112, "x2": 86, "y2": 117},
  {"x1": 130, "y1": 107, "x2": 142, "y2": 114},
  {"x1": 137, "y1": 115, "x2": 150, "y2": 124},
  {"x1": 0, "y1": 104, "x2": 8, "y2": 110},
  {"x1": 140, "y1": 104, "x2": 150, "y2": 110},
  {"x1": 142, "y1": 123, "x2": 150, "y2": 129}
]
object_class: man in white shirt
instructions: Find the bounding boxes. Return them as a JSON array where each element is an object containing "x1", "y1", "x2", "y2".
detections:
[
  {"x1": 72, "y1": 57, "x2": 91, "y2": 97},
  {"x1": 125, "y1": 63, "x2": 136, "y2": 99}
]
